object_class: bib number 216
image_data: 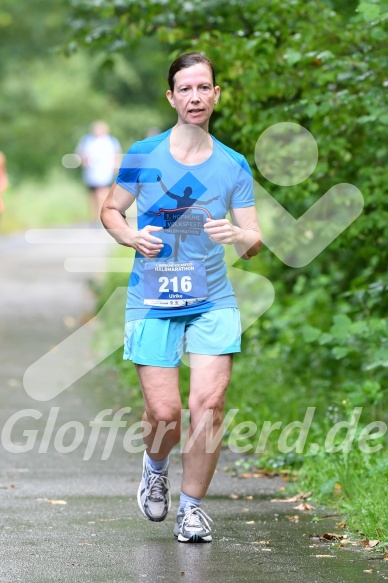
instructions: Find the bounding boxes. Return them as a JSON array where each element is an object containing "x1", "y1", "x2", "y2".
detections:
[
  {"x1": 158, "y1": 275, "x2": 192, "y2": 293},
  {"x1": 143, "y1": 260, "x2": 208, "y2": 306}
]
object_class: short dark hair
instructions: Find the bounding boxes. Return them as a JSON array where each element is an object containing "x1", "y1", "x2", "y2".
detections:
[{"x1": 167, "y1": 52, "x2": 216, "y2": 92}]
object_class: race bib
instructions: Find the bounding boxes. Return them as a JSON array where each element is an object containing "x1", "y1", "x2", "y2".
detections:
[{"x1": 143, "y1": 260, "x2": 208, "y2": 307}]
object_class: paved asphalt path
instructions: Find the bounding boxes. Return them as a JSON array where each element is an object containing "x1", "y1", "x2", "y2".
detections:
[{"x1": 0, "y1": 227, "x2": 387, "y2": 583}]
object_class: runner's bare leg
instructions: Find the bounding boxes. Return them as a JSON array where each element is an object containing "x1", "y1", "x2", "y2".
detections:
[
  {"x1": 135, "y1": 355, "x2": 232, "y2": 495},
  {"x1": 181, "y1": 354, "x2": 232, "y2": 498},
  {"x1": 135, "y1": 365, "x2": 182, "y2": 460}
]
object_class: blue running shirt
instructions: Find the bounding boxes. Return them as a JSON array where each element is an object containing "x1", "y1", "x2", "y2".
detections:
[{"x1": 116, "y1": 128, "x2": 254, "y2": 320}]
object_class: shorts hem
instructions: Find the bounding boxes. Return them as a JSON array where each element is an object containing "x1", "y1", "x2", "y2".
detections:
[
  {"x1": 186, "y1": 347, "x2": 241, "y2": 355},
  {"x1": 123, "y1": 355, "x2": 180, "y2": 368}
]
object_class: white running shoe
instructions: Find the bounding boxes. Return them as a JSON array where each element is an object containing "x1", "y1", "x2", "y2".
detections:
[
  {"x1": 173, "y1": 504, "x2": 213, "y2": 543},
  {"x1": 137, "y1": 452, "x2": 171, "y2": 522}
]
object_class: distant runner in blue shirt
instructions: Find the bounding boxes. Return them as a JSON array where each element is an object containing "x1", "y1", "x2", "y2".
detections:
[{"x1": 101, "y1": 52, "x2": 262, "y2": 543}]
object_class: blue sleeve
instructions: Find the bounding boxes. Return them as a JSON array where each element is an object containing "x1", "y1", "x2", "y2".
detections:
[
  {"x1": 230, "y1": 156, "x2": 255, "y2": 208},
  {"x1": 116, "y1": 142, "x2": 140, "y2": 197}
]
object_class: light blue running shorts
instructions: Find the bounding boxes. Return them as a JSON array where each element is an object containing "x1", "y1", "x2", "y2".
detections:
[{"x1": 123, "y1": 308, "x2": 241, "y2": 367}]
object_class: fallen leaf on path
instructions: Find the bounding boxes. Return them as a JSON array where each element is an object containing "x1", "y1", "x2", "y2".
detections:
[
  {"x1": 286, "y1": 515, "x2": 299, "y2": 523},
  {"x1": 240, "y1": 469, "x2": 287, "y2": 479},
  {"x1": 251, "y1": 540, "x2": 271, "y2": 545},
  {"x1": 245, "y1": 521, "x2": 255, "y2": 524},
  {"x1": 36, "y1": 498, "x2": 67, "y2": 505},
  {"x1": 229, "y1": 494, "x2": 239, "y2": 500},
  {"x1": 293, "y1": 502, "x2": 315, "y2": 511},
  {"x1": 309, "y1": 533, "x2": 347, "y2": 542},
  {"x1": 63, "y1": 316, "x2": 76, "y2": 329},
  {"x1": 322, "y1": 533, "x2": 344, "y2": 541},
  {"x1": 241, "y1": 472, "x2": 264, "y2": 478},
  {"x1": 360, "y1": 539, "x2": 381, "y2": 548},
  {"x1": 255, "y1": 469, "x2": 281, "y2": 478},
  {"x1": 363, "y1": 570, "x2": 373, "y2": 573},
  {"x1": 271, "y1": 491, "x2": 312, "y2": 503},
  {"x1": 281, "y1": 474, "x2": 298, "y2": 482},
  {"x1": 315, "y1": 555, "x2": 334, "y2": 558}
]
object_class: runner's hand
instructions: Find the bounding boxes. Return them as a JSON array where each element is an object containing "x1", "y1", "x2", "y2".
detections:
[
  {"x1": 129, "y1": 225, "x2": 164, "y2": 258},
  {"x1": 204, "y1": 218, "x2": 242, "y2": 245}
]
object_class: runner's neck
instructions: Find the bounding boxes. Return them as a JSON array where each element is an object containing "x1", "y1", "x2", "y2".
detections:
[{"x1": 169, "y1": 125, "x2": 213, "y2": 166}]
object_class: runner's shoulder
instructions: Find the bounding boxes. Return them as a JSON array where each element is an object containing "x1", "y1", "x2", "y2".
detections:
[
  {"x1": 127, "y1": 129, "x2": 171, "y2": 155},
  {"x1": 211, "y1": 136, "x2": 252, "y2": 175}
]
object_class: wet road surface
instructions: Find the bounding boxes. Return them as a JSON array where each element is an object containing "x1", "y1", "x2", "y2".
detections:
[{"x1": 1, "y1": 228, "x2": 387, "y2": 583}]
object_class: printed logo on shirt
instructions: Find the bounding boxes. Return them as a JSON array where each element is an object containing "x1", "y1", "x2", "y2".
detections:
[{"x1": 148, "y1": 171, "x2": 219, "y2": 260}]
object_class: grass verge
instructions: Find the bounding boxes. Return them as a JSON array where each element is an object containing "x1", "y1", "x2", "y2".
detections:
[{"x1": 0, "y1": 169, "x2": 89, "y2": 233}]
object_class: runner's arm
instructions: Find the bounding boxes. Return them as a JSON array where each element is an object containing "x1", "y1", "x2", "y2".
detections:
[
  {"x1": 100, "y1": 183, "x2": 163, "y2": 258},
  {"x1": 204, "y1": 206, "x2": 262, "y2": 260}
]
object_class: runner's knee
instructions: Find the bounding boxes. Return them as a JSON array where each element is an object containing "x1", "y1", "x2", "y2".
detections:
[
  {"x1": 188, "y1": 389, "x2": 226, "y2": 421},
  {"x1": 146, "y1": 403, "x2": 182, "y2": 429}
]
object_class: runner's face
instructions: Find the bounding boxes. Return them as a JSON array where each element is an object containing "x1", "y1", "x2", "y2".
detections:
[{"x1": 166, "y1": 64, "x2": 220, "y2": 130}]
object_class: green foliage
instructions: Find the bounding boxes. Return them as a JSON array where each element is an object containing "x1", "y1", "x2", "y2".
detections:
[
  {"x1": 67, "y1": 0, "x2": 388, "y2": 540},
  {"x1": 298, "y1": 449, "x2": 388, "y2": 541},
  {"x1": 0, "y1": 170, "x2": 89, "y2": 233},
  {"x1": 67, "y1": 0, "x2": 388, "y2": 288},
  {"x1": 1, "y1": 48, "x2": 169, "y2": 181},
  {"x1": 0, "y1": 0, "x2": 171, "y2": 182}
]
